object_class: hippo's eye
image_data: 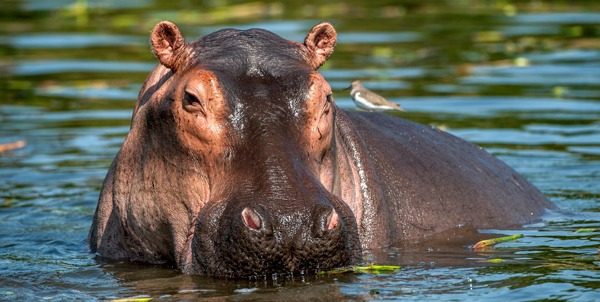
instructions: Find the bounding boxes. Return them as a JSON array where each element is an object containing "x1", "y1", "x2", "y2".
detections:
[
  {"x1": 323, "y1": 94, "x2": 332, "y2": 115},
  {"x1": 183, "y1": 91, "x2": 206, "y2": 115}
]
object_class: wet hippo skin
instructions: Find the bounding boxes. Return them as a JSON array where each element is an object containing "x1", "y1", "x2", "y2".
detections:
[{"x1": 88, "y1": 21, "x2": 555, "y2": 278}]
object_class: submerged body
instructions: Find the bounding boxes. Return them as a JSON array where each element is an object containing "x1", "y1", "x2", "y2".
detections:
[{"x1": 89, "y1": 21, "x2": 554, "y2": 278}]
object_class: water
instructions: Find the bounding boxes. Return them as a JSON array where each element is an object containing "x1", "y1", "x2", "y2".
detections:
[{"x1": 1, "y1": 0, "x2": 599, "y2": 300}]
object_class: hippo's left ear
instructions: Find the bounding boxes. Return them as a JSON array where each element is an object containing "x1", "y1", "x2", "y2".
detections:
[
  {"x1": 304, "y1": 22, "x2": 337, "y2": 69},
  {"x1": 151, "y1": 21, "x2": 190, "y2": 72}
]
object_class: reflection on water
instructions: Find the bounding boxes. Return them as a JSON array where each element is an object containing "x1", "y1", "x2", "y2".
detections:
[
  {"x1": 1, "y1": 0, "x2": 599, "y2": 300},
  {"x1": 11, "y1": 61, "x2": 155, "y2": 76},
  {"x1": 4, "y1": 33, "x2": 146, "y2": 49}
]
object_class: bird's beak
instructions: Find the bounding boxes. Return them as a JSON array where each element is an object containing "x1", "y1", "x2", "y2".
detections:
[{"x1": 343, "y1": 84, "x2": 352, "y2": 90}]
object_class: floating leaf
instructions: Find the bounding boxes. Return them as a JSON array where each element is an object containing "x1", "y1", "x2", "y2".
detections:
[
  {"x1": 472, "y1": 234, "x2": 523, "y2": 249},
  {"x1": 486, "y1": 258, "x2": 505, "y2": 263},
  {"x1": 319, "y1": 264, "x2": 401, "y2": 275},
  {"x1": 353, "y1": 264, "x2": 401, "y2": 272},
  {"x1": 110, "y1": 298, "x2": 152, "y2": 302}
]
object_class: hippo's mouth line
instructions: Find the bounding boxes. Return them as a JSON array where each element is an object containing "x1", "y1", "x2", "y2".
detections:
[{"x1": 179, "y1": 213, "x2": 199, "y2": 273}]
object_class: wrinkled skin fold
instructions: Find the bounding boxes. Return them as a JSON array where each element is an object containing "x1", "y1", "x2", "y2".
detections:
[{"x1": 89, "y1": 21, "x2": 555, "y2": 278}]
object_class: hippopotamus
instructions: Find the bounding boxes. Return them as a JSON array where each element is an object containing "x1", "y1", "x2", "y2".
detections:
[{"x1": 88, "y1": 21, "x2": 554, "y2": 278}]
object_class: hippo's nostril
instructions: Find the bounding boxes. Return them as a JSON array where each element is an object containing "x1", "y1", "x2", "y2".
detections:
[
  {"x1": 326, "y1": 209, "x2": 339, "y2": 230},
  {"x1": 242, "y1": 207, "x2": 262, "y2": 230}
]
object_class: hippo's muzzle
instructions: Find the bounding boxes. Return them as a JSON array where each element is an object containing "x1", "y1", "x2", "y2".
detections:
[{"x1": 190, "y1": 194, "x2": 361, "y2": 278}]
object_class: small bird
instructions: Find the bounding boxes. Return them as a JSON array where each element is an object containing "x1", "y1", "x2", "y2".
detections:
[{"x1": 348, "y1": 80, "x2": 404, "y2": 112}]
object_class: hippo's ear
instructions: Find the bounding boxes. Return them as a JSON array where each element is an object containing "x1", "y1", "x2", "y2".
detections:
[
  {"x1": 151, "y1": 21, "x2": 189, "y2": 72},
  {"x1": 304, "y1": 22, "x2": 337, "y2": 69}
]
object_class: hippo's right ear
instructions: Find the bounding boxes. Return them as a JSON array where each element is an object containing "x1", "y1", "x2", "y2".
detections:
[
  {"x1": 151, "y1": 21, "x2": 189, "y2": 72},
  {"x1": 305, "y1": 22, "x2": 337, "y2": 69}
]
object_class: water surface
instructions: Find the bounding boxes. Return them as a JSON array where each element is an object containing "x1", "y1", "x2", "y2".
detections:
[{"x1": 1, "y1": 0, "x2": 599, "y2": 301}]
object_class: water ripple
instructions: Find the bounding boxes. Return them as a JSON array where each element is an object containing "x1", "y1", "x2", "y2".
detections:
[
  {"x1": 4, "y1": 34, "x2": 146, "y2": 49},
  {"x1": 12, "y1": 60, "x2": 156, "y2": 76}
]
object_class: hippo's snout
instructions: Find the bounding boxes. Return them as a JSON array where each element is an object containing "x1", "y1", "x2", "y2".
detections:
[
  {"x1": 241, "y1": 206, "x2": 339, "y2": 233},
  {"x1": 192, "y1": 201, "x2": 359, "y2": 278}
]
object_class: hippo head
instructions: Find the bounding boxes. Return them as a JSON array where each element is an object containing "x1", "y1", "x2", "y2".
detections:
[{"x1": 123, "y1": 21, "x2": 361, "y2": 277}]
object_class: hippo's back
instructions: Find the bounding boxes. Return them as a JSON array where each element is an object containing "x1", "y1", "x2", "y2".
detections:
[{"x1": 344, "y1": 110, "x2": 553, "y2": 242}]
